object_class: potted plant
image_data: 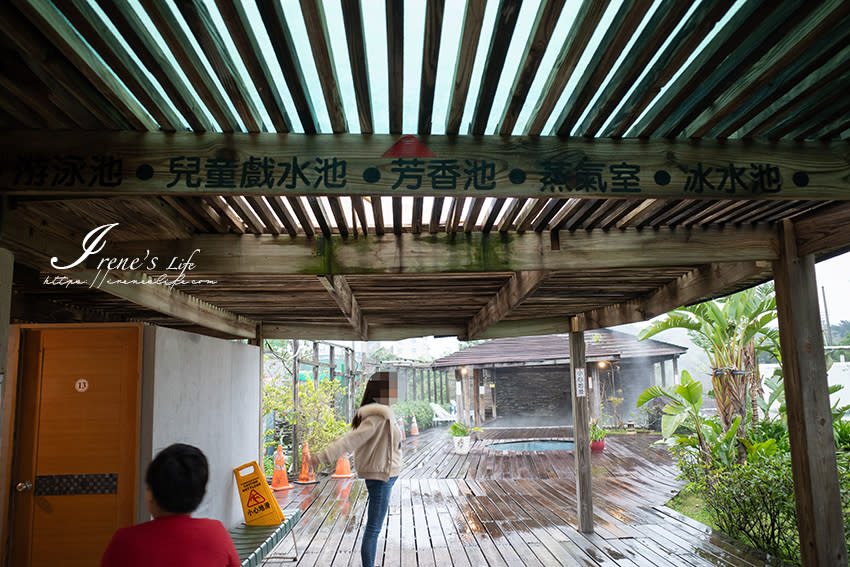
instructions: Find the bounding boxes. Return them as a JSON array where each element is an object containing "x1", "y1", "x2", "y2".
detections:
[
  {"x1": 589, "y1": 421, "x2": 607, "y2": 452},
  {"x1": 449, "y1": 421, "x2": 481, "y2": 455}
]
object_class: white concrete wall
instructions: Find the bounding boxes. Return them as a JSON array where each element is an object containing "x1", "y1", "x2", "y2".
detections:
[
  {"x1": 141, "y1": 326, "x2": 259, "y2": 529},
  {"x1": 761, "y1": 361, "x2": 850, "y2": 414}
]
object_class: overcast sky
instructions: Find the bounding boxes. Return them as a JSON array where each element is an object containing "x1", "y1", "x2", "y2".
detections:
[{"x1": 816, "y1": 251, "x2": 850, "y2": 325}]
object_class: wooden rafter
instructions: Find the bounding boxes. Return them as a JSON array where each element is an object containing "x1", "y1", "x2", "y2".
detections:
[
  {"x1": 445, "y1": 0, "x2": 485, "y2": 135},
  {"x1": 464, "y1": 270, "x2": 550, "y2": 340},
  {"x1": 555, "y1": 0, "x2": 653, "y2": 137},
  {"x1": 418, "y1": 0, "x2": 445, "y2": 135},
  {"x1": 256, "y1": 0, "x2": 318, "y2": 134},
  {"x1": 215, "y1": 0, "x2": 291, "y2": 133},
  {"x1": 470, "y1": 0, "x2": 521, "y2": 135},
  {"x1": 317, "y1": 275, "x2": 367, "y2": 340},
  {"x1": 299, "y1": 0, "x2": 345, "y2": 133},
  {"x1": 137, "y1": 0, "x2": 240, "y2": 131},
  {"x1": 341, "y1": 0, "x2": 372, "y2": 134}
]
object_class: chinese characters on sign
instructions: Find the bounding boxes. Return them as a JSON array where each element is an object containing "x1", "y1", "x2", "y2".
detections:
[{"x1": 11, "y1": 153, "x2": 794, "y2": 195}]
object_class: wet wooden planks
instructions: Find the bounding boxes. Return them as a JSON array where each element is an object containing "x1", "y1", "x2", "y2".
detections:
[{"x1": 262, "y1": 429, "x2": 779, "y2": 566}]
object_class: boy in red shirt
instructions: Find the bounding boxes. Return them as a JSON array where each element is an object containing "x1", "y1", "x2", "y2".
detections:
[{"x1": 101, "y1": 443, "x2": 240, "y2": 567}]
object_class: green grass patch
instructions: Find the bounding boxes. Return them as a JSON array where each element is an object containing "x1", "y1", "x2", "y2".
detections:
[{"x1": 666, "y1": 484, "x2": 716, "y2": 529}]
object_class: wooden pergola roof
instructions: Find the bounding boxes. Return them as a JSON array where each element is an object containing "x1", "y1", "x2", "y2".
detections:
[
  {"x1": 1, "y1": 0, "x2": 849, "y2": 343},
  {"x1": 431, "y1": 328, "x2": 687, "y2": 369}
]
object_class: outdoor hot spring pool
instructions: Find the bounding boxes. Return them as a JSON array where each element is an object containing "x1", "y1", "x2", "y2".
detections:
[{"x1": 488, "y1": 440, "x2": 575, "y2": 451}]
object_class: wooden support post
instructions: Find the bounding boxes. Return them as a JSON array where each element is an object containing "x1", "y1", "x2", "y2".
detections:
[
  {"x1": 660, "y1": 359, "x2": 667, "y2": 388},
  {"x1": 456, "y1": 369, "x2": 466, "y2": 426},
  {"x1": 773, "y1": 220, "x2": 846, "y2": 566},
  {"x1": 312, "y1": 342, "x2": 320, "y2": 389},
  {"x1": 425, "y1": 368, "x2": 432, "y2": 403},
  {"x1": 570, "y1": 324, "x2": 593, "y2": 533},
  {"x1": 672, "y1": 357, "x2": 679, "y2": 384},
  {"x1": 471, "y1": 368, "x2": 481, "y2": 427},
  {"x1": 291, "y1": 340, "x2": 300, "y2": 474},
  {"x1": 257, "y1": 325, "x2": 264, "y2": 463},
  {"x1": 345, "y1": 348, "x2": 353, "y2": 421}
]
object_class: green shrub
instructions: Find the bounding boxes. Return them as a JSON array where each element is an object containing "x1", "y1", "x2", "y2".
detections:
[
  {"x1": 834, "y1": 419, "x2": 850, "y2": 450},
  {"x1": 838, "y1": 452, "x2": 850, "y2": 559},
  {"x1": 694, "y1": 454, "x2": 799, "y2": 563},
  {"x1": 392, "y1": 400, "x2": 434, "y2": 430}
]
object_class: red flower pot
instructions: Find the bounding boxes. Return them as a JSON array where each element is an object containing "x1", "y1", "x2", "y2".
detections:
[{"x1": 590, "y1": 440, "x2": 605, "y2": 452}]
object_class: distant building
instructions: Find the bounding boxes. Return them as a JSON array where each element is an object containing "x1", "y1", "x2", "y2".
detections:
[{"x1": 432, "y1": 329, "x2": 687, "y2": 427}]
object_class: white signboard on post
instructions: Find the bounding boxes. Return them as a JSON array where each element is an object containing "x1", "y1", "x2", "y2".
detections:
[{"x1": 575, "y1": 368, "x2": 586, "y2": 398}]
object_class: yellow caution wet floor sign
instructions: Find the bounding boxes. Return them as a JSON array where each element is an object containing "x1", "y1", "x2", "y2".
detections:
[{"x1": 233, "y1": 461, "x2": 285, "y2": 525}]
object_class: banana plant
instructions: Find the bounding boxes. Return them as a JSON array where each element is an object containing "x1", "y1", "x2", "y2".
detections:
[
  {"x1": 638, "y1": 283, "x2": 779, "y2": 438},
  {"x1": 638, "y1": 370, "x2": 710, "y2": 463}
]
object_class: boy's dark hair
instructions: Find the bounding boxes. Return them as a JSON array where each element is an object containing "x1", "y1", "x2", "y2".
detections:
[{"x1": 146, "y1": 443, "x2": 208, "y2": 514}]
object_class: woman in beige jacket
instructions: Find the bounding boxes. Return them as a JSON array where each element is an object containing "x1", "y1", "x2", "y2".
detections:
[{"x1": 312, "y1": 373, "x2": 402, "y2": 567}]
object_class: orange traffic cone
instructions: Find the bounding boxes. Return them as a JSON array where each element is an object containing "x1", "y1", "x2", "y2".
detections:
[
  {"x1": 331, "y1": 454, "x2": 355, "y2": 479},
  {"x1": 397, "y1": 417, "x2": 406, "y2": 441},
  {"x1": 271, "y1": 445, "x2": 293, "y2": 491},
  {"x1": 295, "y1": 441, "x2": 317, "y2": 484},
  {"x1": 409, "y1": 415, "x2": 420, "y2": 436}
]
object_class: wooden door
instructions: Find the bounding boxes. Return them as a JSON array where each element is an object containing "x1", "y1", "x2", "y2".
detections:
[{"x1": 10, "y1": 326, "x2": 141, "y2": 566}]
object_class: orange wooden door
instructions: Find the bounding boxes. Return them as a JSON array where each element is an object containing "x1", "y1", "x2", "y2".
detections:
[{"x1": 11, "y1": 326, "x2": 141, "y2": 566}]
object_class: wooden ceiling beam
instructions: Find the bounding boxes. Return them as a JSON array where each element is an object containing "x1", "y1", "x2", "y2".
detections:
[
  {"x1": 525, "y1": 0, "x2": 610, "y2": 135},
  {"x1": 411, "y1": 197, "x2": 423, "y2": 234},
  {"x1": 38, "y1": 224, "x2": 780, "y2": 275},
  {"x1": 215, "y1": 0, "x2": 292, "y2": 133},
  {"x1": 464, "y1": 270, "x2": 550, "y2": 340},
  {"x1": 317, "y1": 275, "x2": 368, "y2": 340},
  {"x1": 370, "y1": 196, "x2": 385, "y2": 235},
  {"x1": 470, "y1": 0, "x2": 522, "y2": 135},
  {"x1": 286, "y1": 196, "x2": 315, "y2": 238},
  {"x1": 634, "y1": 1, "x2": 801, "y2": 138},
  {"x1": 327, "y1": 196, "x2": 349, "y2": 239},
  {"x1": 576, "y1": 261, "x2": 773, "y2": 332},
  {"x1": 137, "y1": 0, "x2": 241, "y2": 131},
  {"x1": 689, "y1": 3, "x2": 850, "y2": 139},
  {"x1": 481, "y1": 198, "x2": 507, "y2": 233},
  {"x1": 350, "y1": 196, "x2": 369, "y2": 236},
  {"x1": 604, "y1": 0, "x2": 733, "y2": 137},
  {"x1": 429, "y1": 196, "x2": 445, "y2": 234},
  {"x1": 554, "y1": 0, "x2": 652, "y2": 137},
  {"x1": 256, "y1": 0, "x2": 318, "y2": 134},
  {"x1": 175, "y1": 1, "x2": 264, "y2": 132},
  {"x1": 97, "y1": 0, "x2": 213, "y2": 132},
  {"x1": 418, "y1": 0, "x2": 445, "y2": 135},
  {"x1": 445, "y1": 0, "x2": 485, "y2": 135},
  {"x1": 386, "y1": 0, "x2": 404, "y2": 134},
  {"x1": 0, "y1": 4, "x2": 128, "y2": 129},
  {"x1": 497, "y1": 0, "x2": 566, "y2": 136},
  {"x1": 341, "y1": 0, "x2": 373, "y2": 134},
  {"x1": 298, "y1": 0, "x2": 344, "y2": 133},
  {"x1": 577, "y1": 0, "x2": 691, "y2": 137},
  {"x1": 12, "y1": 0, "x2": 156, "y2": 130},
  {"x1": 61, "y1": 1, "x2": 182, "y2": 132},
  {"x1": 793, "y1": 201, "x2": 850, "y2": 257},
  {"x1": 266, "y1": 196, "x2": 299, "y2": 237}
]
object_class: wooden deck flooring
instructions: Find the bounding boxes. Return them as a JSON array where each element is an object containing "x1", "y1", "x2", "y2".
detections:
[{"x1": 263, "y1": 426, "x2": 778, "y2": 566}]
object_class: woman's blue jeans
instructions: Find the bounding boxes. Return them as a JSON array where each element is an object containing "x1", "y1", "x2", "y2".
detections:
[{"x1": 361, "y1": 477, "x2": 397, "y2": 567}]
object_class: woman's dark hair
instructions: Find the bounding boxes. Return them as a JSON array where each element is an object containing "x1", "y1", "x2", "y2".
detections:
[
  {"x1": 351, "y1": 373, "x2": 393, "y2": 429},
  {"x1": 146, "y1": 443, "x2": 208, "y2": 514}
]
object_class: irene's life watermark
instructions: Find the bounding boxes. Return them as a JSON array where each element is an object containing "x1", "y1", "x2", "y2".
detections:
[{"x1": 44, "y1": 223, "x2": 217, "y2": 289}]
